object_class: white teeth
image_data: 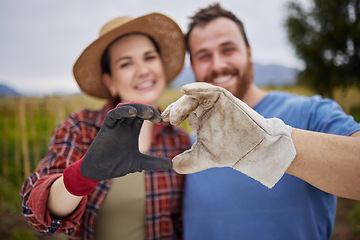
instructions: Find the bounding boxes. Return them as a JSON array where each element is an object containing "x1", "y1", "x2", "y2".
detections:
[
  {"x1": 136, "y1": 81, "x2": 153, "y2": 89},
  {"x1": 213, "y1": 75, "x2": 232, "y2": 84}
]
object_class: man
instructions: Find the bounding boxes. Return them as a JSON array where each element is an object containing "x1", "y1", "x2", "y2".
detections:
[{"x1": 163, "y1": 3, "x2": 360, "y2": 239}]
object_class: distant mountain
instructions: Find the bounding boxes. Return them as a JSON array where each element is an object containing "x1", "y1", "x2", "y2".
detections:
[
  {"x1": 0, "y1": 63, "x2": 299, "y2": 96},
  {"x1": 170, "y1": 63, "x2": 299, "y2": 88},
  {"x1": 253, "y1": 63, "x2": 299, "y2": 87},
  {"x1": 0, "y1": 83, "x2": 20, "y2": 96}
]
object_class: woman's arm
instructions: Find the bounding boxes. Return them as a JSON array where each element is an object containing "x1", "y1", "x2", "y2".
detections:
[{"x1": 47, "y1": 176, "x2": 83, "y2": 218}]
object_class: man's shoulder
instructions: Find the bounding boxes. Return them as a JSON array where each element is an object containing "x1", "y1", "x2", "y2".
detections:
[{"x1": 266, "y1": 91, "x2": 334, "y2": 108}]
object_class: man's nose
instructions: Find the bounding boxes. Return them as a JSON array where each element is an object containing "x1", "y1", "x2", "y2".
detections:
[{"x1": 211, "y1": 53, "x2": 227, "y2": 72}]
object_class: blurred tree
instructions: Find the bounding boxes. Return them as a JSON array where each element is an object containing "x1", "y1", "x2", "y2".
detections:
[{"x1": 285, "y1": 0, "x2": 360, "y2": 99}]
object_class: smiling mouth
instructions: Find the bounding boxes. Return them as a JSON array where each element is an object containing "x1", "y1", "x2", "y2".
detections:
[
  {"x1": 212, "y1": 75, "x2": 233, "y2": 85},
  {"x1": 136, "y1": 81, "x2": 155, "y2": 90}
]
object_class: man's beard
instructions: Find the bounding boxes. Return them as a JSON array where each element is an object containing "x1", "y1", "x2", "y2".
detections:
[
  {"x1": 202, "y1": 60, "x2": 254, "y2": 100},
  {"x1": 233, "y1": 60, "x2": 254, "y2": 100}
]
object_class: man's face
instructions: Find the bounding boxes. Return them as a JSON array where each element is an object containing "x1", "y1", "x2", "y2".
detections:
[{"x1": 189, "y1": 17, "x2": 253, "y2": 100}]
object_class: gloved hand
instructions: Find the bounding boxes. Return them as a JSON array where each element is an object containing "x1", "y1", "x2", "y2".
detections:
[
  {"x1": 162, "y1": 83, "x2": 296, "y2": 188},
  {"x1": 81, "y1": 102, "x2": 171, "y2": 180},
  {"x1": 63, "y1": 102, "x2": 172, "y2": 196}
]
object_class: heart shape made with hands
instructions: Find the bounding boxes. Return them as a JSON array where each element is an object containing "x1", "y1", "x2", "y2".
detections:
[{"x1": 162, "y1": 82, "x2": 296, "y2": 188}]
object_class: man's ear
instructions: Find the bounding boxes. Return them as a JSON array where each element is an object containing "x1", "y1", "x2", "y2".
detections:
[
  {"x1": 190, "y1": 55, "x2": 195, "y2": 71},
  {"x1": 247, "y1": 45, "x2": 252, "y2": 59},
  {"x1": 102, "y1": 73, "x2": 117, "y2": 98}
]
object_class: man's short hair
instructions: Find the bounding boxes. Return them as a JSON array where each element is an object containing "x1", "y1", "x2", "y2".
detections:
[{"x1": 185, "y1": 3, "x2": 250, "y2": 52}]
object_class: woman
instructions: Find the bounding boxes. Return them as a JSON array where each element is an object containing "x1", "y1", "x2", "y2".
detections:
[{"x1": 20, "y1": 13, "x2": 190, "y2": 240}]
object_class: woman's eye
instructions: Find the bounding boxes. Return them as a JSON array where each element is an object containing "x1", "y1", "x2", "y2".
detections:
[
  {"x1": 145, "y1": 55, "x2": 156, "y2": 61},
  {"x1": 120, "y1": 62, "x2": 131, "y2": 68}
]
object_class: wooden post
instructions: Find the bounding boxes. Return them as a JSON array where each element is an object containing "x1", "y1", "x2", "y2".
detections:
[
  {"x1": 2, "y1": 105, "x2": 9, "y2": 182},
  {"x1": 27, "y1": 101, "x2": 40, "y2": 166},
  {"x1": 44, "y1": 97, "x2": 55, "y2": 141},
  {"x1": 14, "y1": 103, "x2": 21, "y2": 176},
  {"x1": 55, "y1": 97, "x2": 66, "y2": 125},
  {"x1": 18, "y1": 98, "x2": 30, "y2": 178}
]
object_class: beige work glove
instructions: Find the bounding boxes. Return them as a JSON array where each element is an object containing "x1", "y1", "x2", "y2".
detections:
[{"x1": 162, "y1": 82, "x2": 296, "y2": 188}]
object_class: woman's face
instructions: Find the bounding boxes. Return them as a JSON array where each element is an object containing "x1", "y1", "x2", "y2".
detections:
[{"x1": 103, "y1": 34, "x2": 167, "y2": 105}]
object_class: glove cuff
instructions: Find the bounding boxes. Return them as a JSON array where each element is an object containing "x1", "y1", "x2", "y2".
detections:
[
  {"x1": 63, "y1": 156, "x2": 99, "y2": 196},
  {"x1": 233, "y1": 124, "x2": 296, "y2": 188}
]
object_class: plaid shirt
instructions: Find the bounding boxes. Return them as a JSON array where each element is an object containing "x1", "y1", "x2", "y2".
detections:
[{"x1": 20, "y1": 101, "x2": 190, "y2": 240}]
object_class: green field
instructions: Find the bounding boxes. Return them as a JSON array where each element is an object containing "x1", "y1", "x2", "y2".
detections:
[{"x1": 1, "y1": 86, "x2": 360, "y2": 239}]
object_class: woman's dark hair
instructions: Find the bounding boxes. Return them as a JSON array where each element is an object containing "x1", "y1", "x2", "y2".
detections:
[{"x1": 185, "y1": 3, "x2": 250, "y2": 52}]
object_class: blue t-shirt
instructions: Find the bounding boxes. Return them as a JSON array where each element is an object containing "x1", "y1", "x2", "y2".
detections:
[{"x1": 183, "y1": 91, "x2": 360, "y2": 240}]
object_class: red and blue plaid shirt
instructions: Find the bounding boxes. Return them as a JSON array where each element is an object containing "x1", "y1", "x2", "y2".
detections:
[{"x1": 20, "y1": 101, "x2": 190, "y2": 240}]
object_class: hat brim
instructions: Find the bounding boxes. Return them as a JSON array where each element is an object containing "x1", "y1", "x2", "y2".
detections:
[{"x1": 73, "y1": 13, "x2": 185, "y2": 99}]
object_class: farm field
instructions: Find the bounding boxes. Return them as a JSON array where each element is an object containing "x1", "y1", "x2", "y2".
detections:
[{"x1": 1, "y1": 86, "x2": 360, "y2": 239}]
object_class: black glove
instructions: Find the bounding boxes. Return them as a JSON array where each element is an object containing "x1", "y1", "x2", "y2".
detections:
[{"x1": 80, "y1": 102, "x2": 172, "y2": 181}]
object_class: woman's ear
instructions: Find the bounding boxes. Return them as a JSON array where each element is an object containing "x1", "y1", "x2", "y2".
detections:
[{"x1": 102, "y1": 73, "x2": 117, "y2": 98}]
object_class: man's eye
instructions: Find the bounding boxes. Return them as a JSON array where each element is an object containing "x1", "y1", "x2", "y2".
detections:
[
  {"x1": 198, "y1": 54, "x2": 211, "y2": 61},
  {"x1": 223, "y1": 48, "x2": 235, "y2": 55}
]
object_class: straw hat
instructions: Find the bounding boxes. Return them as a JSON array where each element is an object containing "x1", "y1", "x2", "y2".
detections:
[{"x1": 73, "y1": 13, "x2": 185, "y2": 99}]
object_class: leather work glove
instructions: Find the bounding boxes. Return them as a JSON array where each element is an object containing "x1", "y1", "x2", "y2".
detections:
[
  {"x1": 64, "y1": 102, "x2": 172, "y2": 196},
  {"x1": 162, "y1": 83, "x2": 296, "y2": 188},
  {"x1": 81, "y1": 102, "x2": 172, "y2": 181}
]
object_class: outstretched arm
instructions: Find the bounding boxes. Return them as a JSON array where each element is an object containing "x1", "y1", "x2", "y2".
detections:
[
  {"x1": 288, "y1": 129, "x2": 360, "y2": 200},
  {"x1": 163, "y1": 82, "x2": 360, "y2": 200},
  {"x1": 47, "y1": 102, "x2": 172, "y2": 218}
]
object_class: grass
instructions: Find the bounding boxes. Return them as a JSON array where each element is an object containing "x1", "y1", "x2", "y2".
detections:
[{"x1": 0, "y1": 85, "x2": 360, "y2": 239}]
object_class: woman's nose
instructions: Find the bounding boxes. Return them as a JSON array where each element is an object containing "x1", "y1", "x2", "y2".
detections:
[{"x1": 136, "y1": 61, "x2": 151, "y2": 77}]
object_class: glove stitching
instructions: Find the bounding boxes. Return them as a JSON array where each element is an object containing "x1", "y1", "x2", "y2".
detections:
[
  {"x1": 197, "y1": 140, "x2": 216, "y2": 164},
  {"x1": 222, "y1": 91, "x2": 271, "y2": 135},
  {"x1": 232, "y1": 136, "x2": 266, "y2": 167},
  {"x1": 194, "y1": 116, "x2": 217, "y2": 165}
]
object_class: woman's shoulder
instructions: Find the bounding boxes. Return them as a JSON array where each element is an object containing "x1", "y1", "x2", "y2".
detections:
[{"x1": 60, "y1": 102, "x2": 113, "y2": 130}]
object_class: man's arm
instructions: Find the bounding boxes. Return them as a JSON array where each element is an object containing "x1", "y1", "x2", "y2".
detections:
[
  {"x1": 287, "y1": 129, "x2": 360, "y2": 200},
  {"x1": 162, "y1": 82, "x2": 360, "y2": 198}
]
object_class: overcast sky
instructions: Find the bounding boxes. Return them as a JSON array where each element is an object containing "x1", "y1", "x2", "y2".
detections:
[{"x1": 0, "y1": 0, "x2": 310, "y2": 95}]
